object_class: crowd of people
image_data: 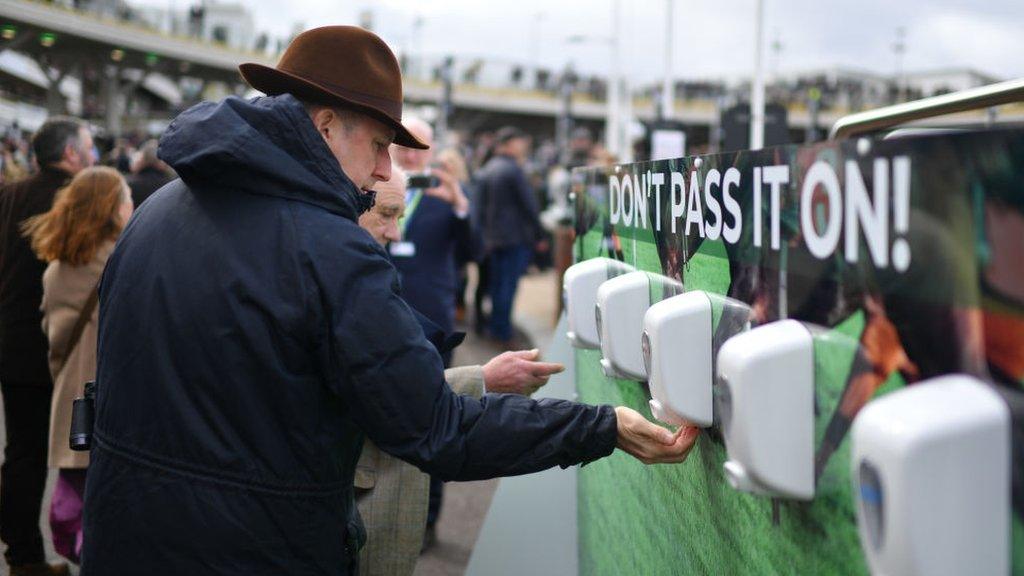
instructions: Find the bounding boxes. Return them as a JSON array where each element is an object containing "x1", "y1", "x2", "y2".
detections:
[
  {"x1": 1, "y1": 133, "x2": 34, "y2": 186},
  {"x1": 0, "y1": 25, "x2": 697, "y2": 576},
  {"x1": 2, "y1": 128, "x2": 177, "y2": 197}
]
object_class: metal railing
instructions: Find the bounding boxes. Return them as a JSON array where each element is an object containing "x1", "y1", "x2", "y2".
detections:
[{"x1": 829, "y1": 77, "x2": 1024, "y2": 140}]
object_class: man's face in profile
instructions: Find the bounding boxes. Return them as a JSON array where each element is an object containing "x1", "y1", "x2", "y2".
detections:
[
  {"x1": 507, "y1": 136, "x2": 531, "y2": 162},
  {"x1": 68, "y1": 126, "x2": 96, "y2": 174},
  {"x1": 316, "y1": 109, "x2": 395, "y2": 194},
  {"x1": 358, "y1": 174, "x2": 406, "y2": 246}
]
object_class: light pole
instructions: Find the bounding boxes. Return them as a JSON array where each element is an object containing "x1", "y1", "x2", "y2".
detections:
[
  {"x1": 750, "y1": 0, "x2": 766, "y2": 150},
  {"x1": 412, "y1": 14, "x2": 425, "y2": 80},
  {"x1": 557, "y1": 63, "x2": 577, "y2": 166},
  {"x1": 436, "y1": 56, "x2": 454, "y2": 147},
  {"x1": 611, "y1": 0, "x2": 625, "y2": 160},
  {"x1": 893, "y1": 27, "x2": 907, "y2": 103},
  {"x1": 566, "y1": 30, "x2": 622, "y2": 159},
  {"x1": 661, "y1": 0, "x2": 674, "y2": 120}
]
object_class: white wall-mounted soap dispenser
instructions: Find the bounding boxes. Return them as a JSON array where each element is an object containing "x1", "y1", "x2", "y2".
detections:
[
  {"x1": 595, "y1": 271, "x2": 682, "y2": 381},
  {"x1": 717, "y1": 319, "x2": 815, "y2": 500},
  {"x1": 563, "y1": 258, "x2": 634, "y2": 349},
  {"x1": 850, "y1": 374, "x2": 1010, "y2": 576},
  {"x1": 643, "y1": 291, "x2": 751, "y2": 427}
]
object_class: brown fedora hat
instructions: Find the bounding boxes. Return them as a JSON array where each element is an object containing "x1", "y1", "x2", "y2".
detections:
[{"x1": 239, "y1": 26, "x2": 428, "y2": 150}]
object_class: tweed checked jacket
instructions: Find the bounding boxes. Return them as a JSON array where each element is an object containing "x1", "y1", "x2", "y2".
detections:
[{"x1": 355, "y1": 365, "x2": 485, "y2": 576}]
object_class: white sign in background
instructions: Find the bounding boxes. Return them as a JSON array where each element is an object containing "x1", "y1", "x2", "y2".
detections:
[{"x1": 651, "y1": 130, "x2": 687, "y2": 162}]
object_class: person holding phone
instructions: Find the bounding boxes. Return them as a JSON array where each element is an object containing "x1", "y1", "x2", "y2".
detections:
[
  {"x1": 389, "y1": 116, "x2": 470, "y2": 365},
  {"x1": 354, "y1": 167, "x2": 564, "y2": 574},
  {"x1": 389, "y1": 117, "x2": 474, "y2": 543}
]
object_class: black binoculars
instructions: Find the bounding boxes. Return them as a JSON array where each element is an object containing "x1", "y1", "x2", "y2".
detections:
[{"x1": 69, "y1": 380, "x2": 96, "y2": 452}]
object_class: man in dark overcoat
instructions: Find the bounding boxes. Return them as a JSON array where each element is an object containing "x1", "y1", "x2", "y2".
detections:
[
  {"x1": 0, "y1": 117, "x2": 93, "y2": 576},
  {"x1": 81, "y1": 26, "x2": 698, "y2": 576}
]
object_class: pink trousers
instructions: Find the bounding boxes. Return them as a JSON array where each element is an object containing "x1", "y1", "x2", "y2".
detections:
[{"x1": 49, "y1": 468, "x2": 86, "y2": 564}]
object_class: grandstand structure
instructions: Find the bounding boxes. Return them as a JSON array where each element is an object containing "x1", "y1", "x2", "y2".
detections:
[{"x1": 1, "y1": 0, "x2": 1021, "y2": 147}]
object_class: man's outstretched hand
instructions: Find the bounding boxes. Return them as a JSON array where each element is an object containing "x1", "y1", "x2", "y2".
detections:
[
  {"x1": 614, "y1": 407, "x2": 700, "y2": 464},
  {"x1": 482, "y1": 349, "x2": 565, "y2": 396}
]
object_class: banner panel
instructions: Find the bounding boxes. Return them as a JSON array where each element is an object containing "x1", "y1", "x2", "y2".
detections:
[{"x1": 573, "y1": 129, "x2": 1024, "y2": 575}]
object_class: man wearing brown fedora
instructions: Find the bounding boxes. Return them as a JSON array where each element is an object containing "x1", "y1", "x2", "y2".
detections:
[{"x1": 80, "y1": 25, "x2": 698, "y2": 576}]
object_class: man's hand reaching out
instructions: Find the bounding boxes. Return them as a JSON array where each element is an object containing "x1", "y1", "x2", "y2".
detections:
[{"x1": 614, "y1": 406, "x2": 700, "y2": 464}]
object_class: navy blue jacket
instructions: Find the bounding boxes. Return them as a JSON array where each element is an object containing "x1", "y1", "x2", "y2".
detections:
[
  {"x1": 474, "y1": 154, "x2": 542, "y2": 250},
  {"x1": 390, "y1": 193, "x2": 469, "y2": 335},
  {"x1": 81, "y1": 95, "x2": 616, "y2": 575}
]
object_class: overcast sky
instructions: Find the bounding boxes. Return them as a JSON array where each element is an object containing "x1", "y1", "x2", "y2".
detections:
[{"x1": 150, "y1": 0, "x2": 1024, "y2": 85}]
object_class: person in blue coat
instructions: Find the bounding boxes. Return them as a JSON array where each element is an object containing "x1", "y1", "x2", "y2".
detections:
[
  {"x1": 389, "y1": 116, "x2": 469, "y2": 367},
  {"x1": 80, "y1": 26, "x2": 698, "y2": 576},
  {"x1": 389, "y1": 116, "x2": 473, "y2": 542},
  {"x1": 475, "y1": 126, "x2": 544, "y2": 346}
]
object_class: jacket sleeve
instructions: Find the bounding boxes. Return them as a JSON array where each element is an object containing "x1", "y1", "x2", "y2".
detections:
[
  {"x1": 315, "y1": 230, "x2": 617, "y2": 481},
  {"x1": 444, "y1": 365, "x2": 484, "y2": 398}
]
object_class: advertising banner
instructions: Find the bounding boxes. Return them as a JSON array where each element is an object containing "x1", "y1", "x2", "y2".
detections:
[{"x1": 572, "y1": 129, "x2": 1024, "y2": 574}]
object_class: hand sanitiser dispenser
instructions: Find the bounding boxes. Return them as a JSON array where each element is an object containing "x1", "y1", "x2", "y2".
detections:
[
  {"x1": 563, "y1": 258, "x2": 634, "y2": 349},
  {"x1": 717, "y1": 319, "x2": 815, "y2": 500},
  {"x1": 643, "y1": 291, "x2": 751, "y2": 427},
  {"x1": 850, "y1": 375, "x2": 1010, "y2": 576},
  {"x1": 595, "y1": 271, "x2": 682, "y2": 381}
]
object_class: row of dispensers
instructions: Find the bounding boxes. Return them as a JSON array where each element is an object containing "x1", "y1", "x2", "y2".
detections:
[{"x1": 563, "y1": 257, "x2": 1015, "y2": 576}]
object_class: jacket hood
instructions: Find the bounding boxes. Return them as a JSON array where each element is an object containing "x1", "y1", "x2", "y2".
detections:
[{"x1": 158, "y1": 93, "x2": 367, "y2": 219}]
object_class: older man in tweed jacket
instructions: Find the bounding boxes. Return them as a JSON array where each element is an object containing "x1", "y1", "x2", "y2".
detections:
[{"x1": 355, "y1": 169, "x2": 562, "y2": 575}]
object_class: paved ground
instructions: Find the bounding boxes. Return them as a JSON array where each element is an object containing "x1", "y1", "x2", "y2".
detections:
[
  {"x1": 0, "y1": 268, "x2": 560, "y2": 575},
  {"x1": 464, "y1": 313, "x2": 578, "y2": 576},
  {"x1": 414, "y1": 269, "x2": 559, "y2": 576},
  {"x1": 0, "y1": 396, "x2": 62, "y2": 574}
]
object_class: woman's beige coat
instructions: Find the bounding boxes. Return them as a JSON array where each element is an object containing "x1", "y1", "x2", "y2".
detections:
[{"x1": 40, "y1": 241, "x2": 114, "y2": 469}]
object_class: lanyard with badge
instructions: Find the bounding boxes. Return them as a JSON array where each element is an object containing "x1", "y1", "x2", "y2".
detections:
[{"x1": 390, "y1": 190, "x2": 422, "y2": 258}]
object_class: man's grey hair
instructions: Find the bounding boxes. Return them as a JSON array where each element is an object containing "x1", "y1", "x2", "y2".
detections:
[
  {"x1": 301, "y1": 100, "x2": 362, "y2": 133},
  {"x1": 32, "y1": 116, "x2": 86, "y2": 167}
]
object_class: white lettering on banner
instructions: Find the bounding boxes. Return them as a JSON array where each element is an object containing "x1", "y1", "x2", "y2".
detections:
[
  {"x1": 651, "y1": 172, "x2": 665, "y2": 232},
  {"x1": 762, "y1": 165, "x2": 790, "y2": 251},
  {"x1": 704, "y1": 168, "x2": 723, "y2": 241},
  {"x1": 621, "y1": 172, "x2": 634, "y2": 227},
  {"x1": 753, "y1": 167, "x2": 762, "y2": 247},
  {"x1": 721, "y1": 167, "x2": 743, "y2": 244},
  {"x1": 801, "y1": 160, "x2": 843, "y2": 259},
  {"x1": 603, "y1": 154, "x2": 912, "y2": 271},
  {"x1": 608, "y1": 175, "x2": 621, "y2": 225},
  {"x1": 845, "y1": 158, "x2": 889, "y2": 267},
  {"x1": 670, "y1": 171, "x2": 685, "y2": 234},
  {"x1": 891, "y1": 157, "x2": 912, "y2": 271},
  {"x1": 635, "y1": 173, "x2": 648, "y2": 230},
  {"x1": 685, "y1": 170, "x2": 705, "y2": 237}
]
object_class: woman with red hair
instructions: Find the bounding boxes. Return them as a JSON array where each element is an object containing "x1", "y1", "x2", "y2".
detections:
[{"x1": 21, "y1": 166, "x2": 133, "y2": 566}]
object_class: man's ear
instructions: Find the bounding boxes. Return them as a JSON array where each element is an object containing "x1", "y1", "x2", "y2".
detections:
[
  {"x1": 312, "y1": 108, "x2": 336, "y2": 140},
  {"x1": 62, "y1": 142, "x2": 79, "y2": 164}
]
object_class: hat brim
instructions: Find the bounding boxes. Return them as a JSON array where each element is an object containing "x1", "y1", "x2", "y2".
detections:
[{"x1": 239, "y1": 63, "x2": 429, "y2": 150}]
